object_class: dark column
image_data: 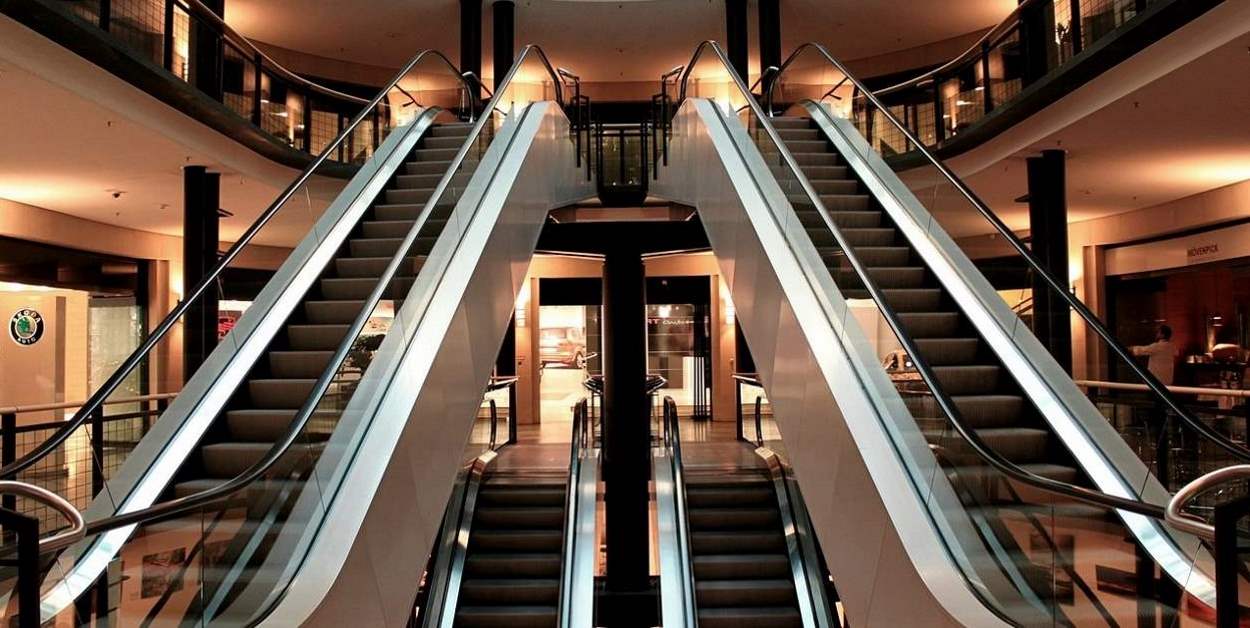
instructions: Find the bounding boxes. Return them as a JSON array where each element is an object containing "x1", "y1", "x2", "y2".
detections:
[
  {"x1": 190, "y1": 0, "x2": 225, "y2": 99},
  {"x1": 757, "y1": 0, "x2": 781, "y2": 84},
  {"x1": 1026, "y1": 149, "x2": 1071, "y2": 372},
  {"x1": 460, "y1": 0, "x2": 482, "y2": 97},
  {"x1": 725, "y1": 0, "x2": 749, "y2": 83},
  {"x1": 600, "y1": 243, "x2": 650, "y2": 620},
  {"x1": 1018, "y1": 0, "x2": 1052, "y2": 85},
  {"x1": 183, "y1": 166, "x2": 221, "y2": 380},
  {"x1": 492, "y1": 0, "x2": 515, "y2": 92}
]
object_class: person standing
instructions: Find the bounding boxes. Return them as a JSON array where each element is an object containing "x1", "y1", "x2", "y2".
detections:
[{"x1": 1131, "y1": 324, "x2": 1176, "y2": 385}]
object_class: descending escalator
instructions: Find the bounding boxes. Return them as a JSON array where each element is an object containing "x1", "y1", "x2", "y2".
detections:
[
  {"x1": 767, "y1": 114, "x2": 1081, "y2": 492},
  {"x1": 0, "y1": 45, "x2": 592, "y2": 628},
  {"x1": 656, "y1": 40, "x2": 1250, "y2": 626},
  {"x1": 656, "y1": 398, "x2": 834, "y2": 628},
  {"x1": 176, "y1": 121, "x2": 475, "y2": 499}
]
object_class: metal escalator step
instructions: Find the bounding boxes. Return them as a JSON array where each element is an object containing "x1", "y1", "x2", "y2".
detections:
[
  {"x1": 225, "y1": 409, "x2": 336, "y2": 442},
  {"x1": 454, "y1": 605, "x2": 557, "y2": 628},
  {"x1": 267, "y1": 350, "x2": 334, "y2": 378},
  {"x1": 931, "y1": 365, "x2": 1003, "y2": 395},
  {"x1": 200, "y1": 441, "x2": 321, "y2": 477},
  {"x1": 796, "y1": 208, "x2": 880, "y2": 229},
  {"x1": 287, "y1": 323, "x2": 351, "y2": 350},
  {"x1": 404, "y1": 160, "x2": 452, "y2": 176},
  {"x1": 422, "y1": 135, "x2": 466, "y2": 150},
  {"x1": 784, "y1": 164, "x2": 848, "y2": 180},
  {"x1": 469, "y1": 530, "x2": 563, "y2": 553},
  {"x1": 319, "y1": 277, "x2": 414, "y2": 300},
  {"x1": 906, "y1": 394, "x2": 1026, "y2": 429},
  {"x1": 778, "y1": 139, "x2": 827, "y2": 153},
  {"x1": 839, "y1": 288, "x2": 942, "y2": 312},
  {"x1": 412, "y1": 147, "x2": 460, "y2": 162},
  {"x1": 303, "y1": 300, "x2": 366, "y2": 325},
  {"x1": 477, "y1": 487, "x2": 567, "y2": 507},
  {"x1": 473, "y1": 506, "x2": 564, "y2": 529},
  {"x1": 808, "y1": 178, "x2": 858, "y2": 195},
  {"x1": 690, "y1": 531, "x2": 785, "y2": 554},
  {"x1": 896, "y1": 311, "x2": 961, "y2": 337},
  {"x1": 464, "y1": 554, "x2": 562, "y2": 578},
  {"x1": 374, "y1": 202, "x2": 454, "y2": 222},
  {"x1": 247, "y1": 378, "x2": 315, "y2": 409},
  {"x1": 838, "y1": 227, "x2": 896, "y2": 247},
  {"x1": 792, "y1": 152, "x2": 839, "y2": 167},
  {"x1": 830, "y1": 266, "x2": 927, "y2": 289},
  {"x1": 688, "y1": 507, "x2": 780, "y2": 530},
  {"x1": 693, "y1": 554, "x2": 790, "y2": 580},
  {"x1": 348, "y1": 237, "x2": 403, "y2": 258},
  {"x1": 913, "y1": 337, "x2": 980, "y2": 365},
  {"x1": 773, "y1": 127, "x2": 819, "y2": 141},
  {"x1": 458, "y1": 578, "x2": 560, "y2": 605},
  {"x1": 684, "y1": 486, "x2": 775, "y2": 508},
  {"x1": 384, "y1": 187, "x2": 435, "y2": 205},
  {"x1": 429, "y1": 123, "x2": 475, "y2": 137},
  {"x1": 976, "y1": 427, "x2": 1051, "y2": 463},
  {"x1": 698, "y1": 606, "x2": 804, "y2": 628},
  {"x1": 768, "y1": 117, "x2": 810, "y2": 129},
  {"x1": 335, "y1": 255, "x2": 425, "y2": 279},
  {"x1": 696, "y1": 579, "x2": 798, "y2": 607}
]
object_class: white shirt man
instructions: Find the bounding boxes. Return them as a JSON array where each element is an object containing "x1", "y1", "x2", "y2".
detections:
[{"x1": 1131, "y1": 326, "x2": 1175, "y2": 385}]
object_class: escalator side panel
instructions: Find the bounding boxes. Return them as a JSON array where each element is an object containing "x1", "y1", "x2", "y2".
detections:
[
  {"x1": 655, "y1": 98, "x2": 1010, "y2": 628},
  {"x1": 260, "y1": 102, "x2": 591, "y2": 628},
  {"x1": 803, "y1": 104, "x2": 1212, "y2": 597}
]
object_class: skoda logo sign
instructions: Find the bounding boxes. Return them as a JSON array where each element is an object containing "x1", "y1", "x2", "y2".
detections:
[{"x1": 9, "y1": 309, "x2": 44, "y2": 346}]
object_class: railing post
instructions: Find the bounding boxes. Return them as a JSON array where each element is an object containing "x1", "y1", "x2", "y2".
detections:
[
  {"x1": 0, "y1": 508, "x2": 40, "y2": 628},
  {"x1": 488, "y1": 399, "x2": 498, "y2": 450},
  {"x1": 980, "y1": 40, "x2": 994, "y2": 114},
  {"x1": 1214, "y1": 496, "x2": 1250, "y2": 628},
  {"x1": 251, "y1": 56, "x2": 263, "y2": 127},
  {"x1": 162, "y1": 0, "x2": 175, "y2": 73},
  {"x1": 303, "y1": 97, "x2": 314, "y2": 153},
  {"x1": 734, "y1": 380, "x2": 744, "y2": 442},
  {"x1": 1068, "y1": 0, "x2": 1084, "y2": 56},
  {"x1": 2, "y1": 412, "x2": 15, "y2": 512},
  {"x1": 91, "y1": 406, "x2": 106, "y2": 496},
  {"x1": 99, "y1": 0, "x2": 111, "y2": 31},
  {"x1": 932, "y1": 75, "x2": 946, "y2": 143},
  {"x1": 508, "y1": 384, "x2": 518, "y2": 445}
]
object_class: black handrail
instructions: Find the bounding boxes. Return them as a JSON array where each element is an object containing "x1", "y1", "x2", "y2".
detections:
[
  {"x1": 46, "y1": 45, "x2": 561, "y2": 540},
  {"x1": 768, "y1": 41, "x2": 1250, "y2": 463},
  {"x1": 0, "y1": 48, "x2": 477, "y2": 481},
  {"x1": 674, "y1": 40, "x2": 1168, "y2": 520}
]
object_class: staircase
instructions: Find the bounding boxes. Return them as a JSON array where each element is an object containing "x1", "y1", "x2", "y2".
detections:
[
  {"x1": 455, "y1": 472, "x2": 568, "y2": 628},
  {"x1": 686, "y1": 469, "x2": 802, "y2": 628}
]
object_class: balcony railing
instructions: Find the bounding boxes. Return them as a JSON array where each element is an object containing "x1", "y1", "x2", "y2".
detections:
[
  {"x1": 767, "y1": 0, "x2": 1220, "y2": 160},
  {"x1": 16, "y1": 0, "x2": 472, "y2": 164}
]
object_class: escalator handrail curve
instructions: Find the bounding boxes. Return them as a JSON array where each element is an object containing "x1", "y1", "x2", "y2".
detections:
[
  {"x1": 0, "y1": 48, "x2": 479, "y2": 480},
  {"x1": 765, "y1": 41, "x2": 1250, "y2": 462},
  {"x1": 673, "y1": 40, "x2": 1168, "y2": 521}
]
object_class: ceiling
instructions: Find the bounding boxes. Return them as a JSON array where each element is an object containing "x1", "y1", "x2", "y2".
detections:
[{"x1": 224, "y1": 0, "x2": 1017, "y2": 82}]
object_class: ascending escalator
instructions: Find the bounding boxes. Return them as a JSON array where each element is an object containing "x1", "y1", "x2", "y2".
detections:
[
  {"x1": 419, "y1": 399, "x2": 598, "y2": 628},
  {"x1": 656, "y1": 398, "x2": 834, "y2": 628},
  {"x1": 0, "y1": 45, "x2": 592, "y2": 628},
  {"x1": 655, "y1": 40, "x2": 1250, "y2": 626}
]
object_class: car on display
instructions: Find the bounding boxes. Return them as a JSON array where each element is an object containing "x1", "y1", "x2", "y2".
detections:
[{"x1": 540, "y1": 325, "x2": 587, "y2": 369}]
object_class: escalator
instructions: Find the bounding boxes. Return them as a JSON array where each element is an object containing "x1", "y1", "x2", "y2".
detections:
[
  {"x1": 419, "y1": 399, "x2": 598, "y2": 628},
  {"x1": 0, "y1": 45, "x2": 592, "y2": 628},
  {"x1": 655, "y1": 40, "x2": 1250, "y2": 626},
  {"x1": 656, "y1": 398, "x2": 834, "y2": 628}
]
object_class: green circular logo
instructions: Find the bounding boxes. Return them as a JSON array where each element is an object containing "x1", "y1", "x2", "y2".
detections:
[{"x1": 9, "y1": 309, "x2": 44, "y2": 346}]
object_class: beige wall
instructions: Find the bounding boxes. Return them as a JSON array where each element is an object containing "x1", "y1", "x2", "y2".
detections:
[{"x1": 0, "y1": 290, "x2": 88, "y2": 423}]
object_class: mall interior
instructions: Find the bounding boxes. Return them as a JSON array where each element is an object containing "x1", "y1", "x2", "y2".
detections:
[{"x1": 0, "y1": 0, "x2": 1248, "y2": 625}]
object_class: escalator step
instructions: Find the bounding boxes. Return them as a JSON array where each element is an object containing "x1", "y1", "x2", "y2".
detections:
[
  {"x1": 698, "y1": 606, "x2": 803, "y2": 628},
  {"x1": 895, "y1": 312, "x2": 961, "y2": 337},
  {"x1": 361, "y1": 220, "x2": 415, "y2": 239},
  {"x1": 225, "y1": 409, "x2": 336, "y2": 442},
  {"x1": 696, "y1": 579, "x2": 798, "y2": 607},
  {"x1": 685, "y1": 486, "x2": 775, "y2": 508},
  {"x1": 689, "y1": 507, "x2": 780, "y2": 530},
  {"x1": 458, "y1": 578, "x2": 560, "y2": 605},
  {"x1": 429, "y1": 123, "x2": 475, "y2": 137},
  {"x1": 693, "y1": 554, "x2": 790, "y2": 580},
  {"x1": 930, "y1": 365, "x2": 1003, "y2": 395},
  {"x1": 907, "y1": 394, "x2": 1026, "y2": 429},
  {"x1": 454, "y1": 605, "x2": 557, "y2": 628},
  {"x1": 267, "y1": 351, "x2": 334, "y2": 378},
  {"x1": 287, "y1": 323, "x2": 351, "y2": 350},
  {"x1": 837, "y1": 227, "x2": 896, "y2": 247},
  {"x1": 839, "y1": 288, "x2": 942, "y2": 311},
  {"x1": 912, "y1": 337, "x2": 980, "y2": 365},
  {"x1": 464, "y1": 554, "x2": 562, "y2": 578},
  {"x1": 413, "y1": 147, "x2": 460, "y2": 162},
  {"x1": 796, "y1": 208, "x2": 880, "y2": 229},
  {"x1": 304, "y1": 300, "x2": 367, "y2": 325},
  {"x1": 477, "y1": 487, "x2": 567, "y2": 507},
  {"x1": 974, "y1": 427, "x2": 1051, "y2": 463},
  {"x1": 768, "y1": 117, "x2": 811, "y2": 129},
  {"x1": 469, "y1": 529, "x2": 563, "y2": 553},
  {"x1": 690, "y1": 530, "x2": 785, "y2": 554},
  {"x1": 384, "y1": 187, "x2": 436, "y2": 205},
  {"x1": 247, "y1": 378, "x2": 315, "y2": 408},
  {"x1": 422, "y1": 135, "x2": 466, "y2": 150},
  {"x1": 349, "y1": 237, "x2": 404, "y2": 258},
  {"x1": 778, "y1": 139, "x2": 828, "y2": 153},
  {"x1": 773, "y1": 127, "x2": 819, "y2": 141},
  {"x1": 473, "y1": 506, "x2": 564, "y2": 529},
  {"x1": 830, "y1": 266, "x2": 927, "y2": 289}
]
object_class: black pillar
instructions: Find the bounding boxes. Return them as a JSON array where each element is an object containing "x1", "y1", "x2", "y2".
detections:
[
  {"x1": 601, "y1": 244, "x2": 650, "y2": 606},
  {"x1": 758, "y1": 0, "x2": 781, "y2": 84},
  {"x1": 190, "y1": 0, "x2": 224, "y2": 99},
  {"x1": 183, "y1": 166, "x2": 221, "y2": 380},
  {"x1": 1019, "y1": 0, "x2": 1052, "y2": 85},
  {"x1": 1026, "y1": 149, "x2": 1072, "y2": 372},
  {"x1": 460, "y1": 0, "x2": 482, "y2": 97},
  {"x1": 725, "y1": 0, "x2": 749, "y2": 83},
  {"x1": 492, "y1": 0, "x2": 515, "y2": 92}
]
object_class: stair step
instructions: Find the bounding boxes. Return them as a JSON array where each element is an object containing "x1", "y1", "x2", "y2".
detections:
[
  {"x1": 200, "y1": 441, "x2": 318, "y2": 477},
  {"x1": 913, "y1": 337, "x2": 980, "y2": 365},
  {"x1": 384, "y1": 187, "x2": 435, "y2": 205},
  {"x1": 838, "y1": 227, "x2": 896, "y2": 247},
  {"x1": 691, "y1": 531, "x2": 785, "y2": 554},
  {"x1": 685, "y1": 486, "x2": 775, "y2": 508},
  {"x1": 768, "y1": 117, "x2": 810, "y2": 130},
  {"x1": 469, "y1": 530, "x2": 563, "y2": 553},
  {"x1": 693, "y1": 554, "x2": 790, "y2": 580},
  {"x1": 773, "y1": 127, "x2": 819, "y2": 141},
  {"x1": 247, "y1": 378, "x2": 315, "y2": 409},
  {"x1": 404, "y1": 160, "x2": 453, "y2": 176},
  {"x1": 830, "y1": 266, "x2": 927, "y2": 289},
  {"x1": 320, "y1": 277, "x2": 414, "y2": 300},
  {"x1": 287, "y1": 324, "x2": 351, "y2": 350},
  {"x1": 225, "y1": 409, "x2": 335, "y2": 442},
  {"x1": 422, "y1": 135, "x2": 466, "y2": 150},
  {"x1": 304, "y1": 300, "x2": 366, "y2": 325},
  {"x1": 698, "y1": 606, "x2": 804, "y2": 628},
  {"x1": 429, "y1": 123, "x2": 475, "y2": 137},
  {"x1": 931, "y1": 365, "x2": 1002, "y2": 395},
  {"x1": 689, "y1": 507, "x2": 780, "y2": 530},
  {"x1": 454, "y1": 605, "x2": 557, "y2": 628},
  {"x1": 267, "y1": 350, "x2": 334, "y2": 379},
  {"x1": 465, "y1": 554, "x2": 561, "y2": 578},
  {"x1": 474, "y1": 506, "x2": 564, "y2": 529},
  {"x1": 458, "y1": 578, "x2": 559, "y2": 605},
  {"x1": 797, "y1": 208, "x2": 880, "y2": 230},
  {"x1": 778, "y1": 139, "x2": 827, "y2": 153},
  {"x1": 907, "y1": 394, "x2": 1027, "y2": 430},
  {"x1": 696, "y1": 579, "x2": 798, "y2": 608},
  {"x1": 840, "y1": 288, "x2": 942, "y2": 312},
  {"x1": 477, "y1": 487, "x2": 567, "y2": 507},
  {"x1": 349, "y1": 238, "x2": 403, "y2": 258},
  {"x1": 896, "y1": 312, "x2": 961, "y2": 337},
  {"x1": 976, "y1": 427, "x2": 1051, "y2": 463}
]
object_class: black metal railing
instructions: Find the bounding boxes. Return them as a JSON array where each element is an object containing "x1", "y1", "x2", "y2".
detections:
[
  {"x1": 764, "y1": 0, "x2": 1214, "y2": 158},
  {"x1": 13, "y1": 0, "x2": 478, "y2": 163}
]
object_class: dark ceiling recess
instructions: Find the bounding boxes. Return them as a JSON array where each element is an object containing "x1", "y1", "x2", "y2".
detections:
[{"x1": 0, "y1": 236, "x2": 141, "y2": 295}]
